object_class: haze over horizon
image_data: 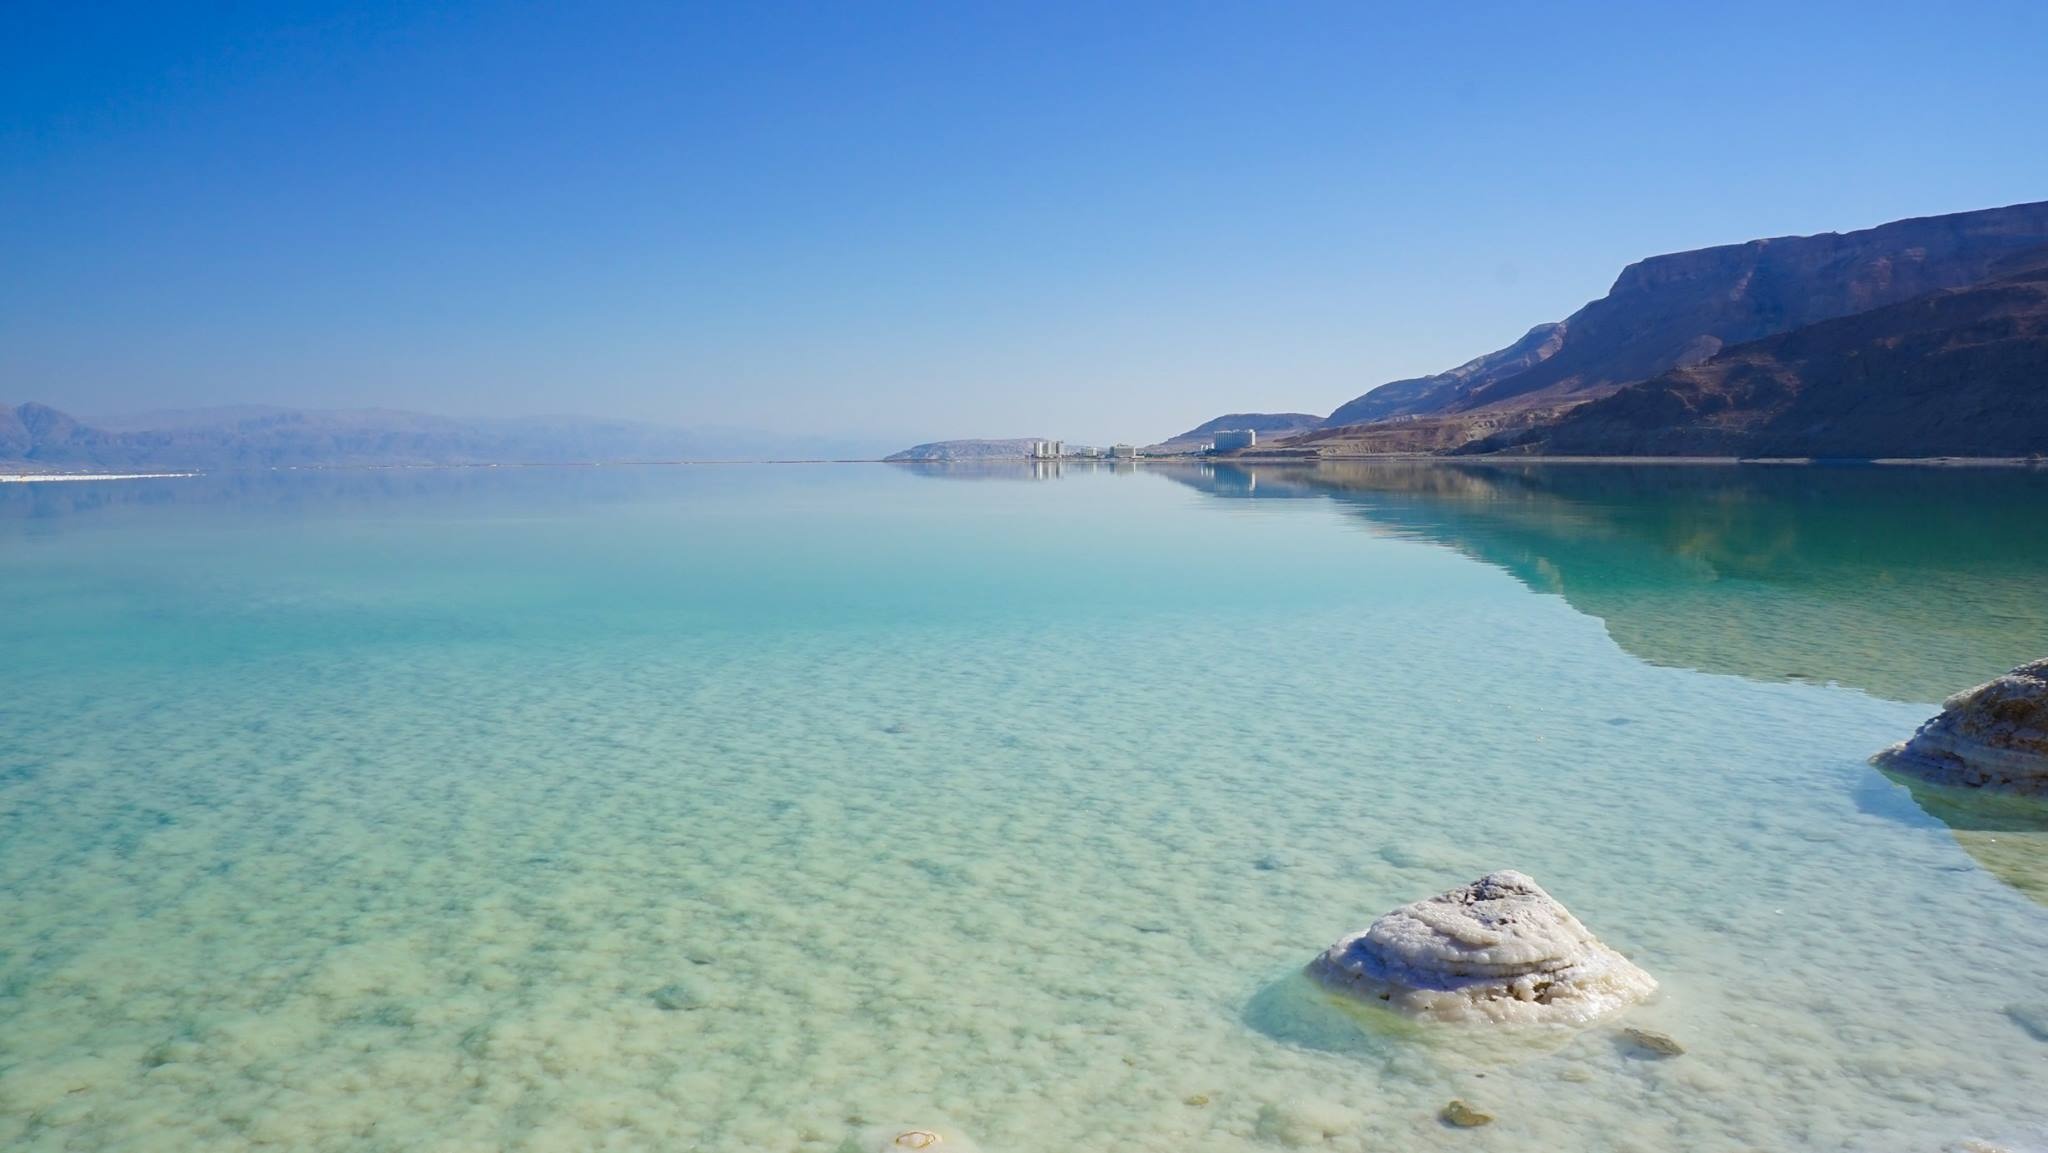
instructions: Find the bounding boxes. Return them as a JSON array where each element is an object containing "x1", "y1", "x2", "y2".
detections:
[{"x1": 6, "y1": 1, "x2": 2047, "y2": 445}]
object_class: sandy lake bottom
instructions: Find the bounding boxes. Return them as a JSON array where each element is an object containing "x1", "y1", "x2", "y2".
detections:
[{"x1": 3, "y1": 462, "x2": 2047, "y2": 1152}]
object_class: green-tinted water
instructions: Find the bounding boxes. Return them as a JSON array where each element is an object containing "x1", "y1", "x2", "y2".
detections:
[{"x1": 3, "y1": 462, "x2": 2046, "y2": 1152}]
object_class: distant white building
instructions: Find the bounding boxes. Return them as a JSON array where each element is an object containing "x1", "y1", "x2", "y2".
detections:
[
  {"x1": 1208, "y1": 429, "x2": 1256, "y2": 452},
  {"x1": 1029, "y1": 440, "x2": 1065, "y2": 459},
  {"x1": 1110, "y1": 443, "x2": 1138, "y2": 459}
]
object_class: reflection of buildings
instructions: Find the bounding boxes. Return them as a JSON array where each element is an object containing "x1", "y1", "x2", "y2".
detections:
[{"x1": 891, "y1": 458, "x2": 1144, "y2": 482}]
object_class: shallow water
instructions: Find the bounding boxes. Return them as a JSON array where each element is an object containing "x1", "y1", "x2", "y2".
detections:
[{"x1": 3, "y1": 462, "x2": 2046, "y2": 1152}]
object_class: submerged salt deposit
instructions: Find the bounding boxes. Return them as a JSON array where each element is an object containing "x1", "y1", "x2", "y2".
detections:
[
  {"x1": 2, "y1": 465, "x2": 2048, "y2": 1153},
  {"x1": 1309, "y1": 871, "x2": 1656, "y2": 1024},
  {"x1": 840, "y1": 1125, "x2": 978, "y2": 1152}
]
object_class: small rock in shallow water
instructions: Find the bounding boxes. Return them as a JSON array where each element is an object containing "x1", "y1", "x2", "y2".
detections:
[
  {"x1": 2006, "y1": 1004, "x2": 2048, "y2": 1042},
  {"x1": 1441, "y1": 1100, "x2": 1493, "y2": 1127},
  {"x1": 1873, "y1": 659, "x2": 2048, "y2": 794},
  {"x1": 650, "y1": 983, "x2": 698, "y2": 1011},
  {"x1": 1623, "y1": 1027, "x2": 1686, "y2": 1056},
  {"x1": 1308, "y1": 870, "x2": 1656, "y2": 1025},
  {"x1": 1379, "y1": 844, "x2": 1456, "y2": 870},
  {"x1": 1254, "y1": 1099, "x2": 1357, "y2": 1146},
  {"x1": 1184, "y1": 1093, "x2": 1210, "y2": 1107},
  {"x1": 840, "y1": 1125, "x2": 977, "y2": 1153}
]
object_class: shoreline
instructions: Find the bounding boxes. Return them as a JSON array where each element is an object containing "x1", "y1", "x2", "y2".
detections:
[
  {"x1": 1216, "y1": 453, "x2": 2048, "y2": 468},
  {"x1": 5, "y1": 456, "x2": 2043, "y2": 479},
  {"x1": 0, "y1": 471, "x2": 200, "y2": 483}
]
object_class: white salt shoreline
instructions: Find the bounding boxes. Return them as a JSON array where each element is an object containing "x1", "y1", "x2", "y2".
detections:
[{"x1": 0, "y1": 471, "x2": 197, "y2": 483}]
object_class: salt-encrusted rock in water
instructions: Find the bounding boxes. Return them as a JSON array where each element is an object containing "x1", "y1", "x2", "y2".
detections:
[
  {"x1": 839, "y1": 1125, "x2": 978, "y2": 1153},
  {"x1": 1874, "y1": 659, "x2": 2048, "y2": 795},
  {"x1": 1308, "y1": 870, "x2": 1655, "y2": 1025}
]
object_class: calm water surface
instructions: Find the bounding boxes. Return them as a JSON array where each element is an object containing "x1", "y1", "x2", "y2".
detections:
[{"x1": 3, "y1": 462, "x2": 2047, "y2": 1152}]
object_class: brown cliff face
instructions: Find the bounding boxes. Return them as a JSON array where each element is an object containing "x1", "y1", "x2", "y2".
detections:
[
  {"x1": 1308, "y1": 201, "x2": 2048, "y2": 440},
  {"x1": 1450, "y1": 200, "x2": 2048, "y2": 415},
  {"x1": 1486, "y1": 249, "x2": 2048, "y2": 459}
]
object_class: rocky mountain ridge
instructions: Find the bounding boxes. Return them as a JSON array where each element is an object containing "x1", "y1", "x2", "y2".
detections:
[
  {"x1": 1165, "y1": 199, "x2": 2048, "y2": 459},
  {"x1": 1472, "y1": 247, "x2": 2048, "y2": 458},
  {"x1": 1322, "y1": 323, "x2": 1568, "y2": 427},
  {"x1": 1440, "y1": 199, "x2": 2048, "y2": 419}
]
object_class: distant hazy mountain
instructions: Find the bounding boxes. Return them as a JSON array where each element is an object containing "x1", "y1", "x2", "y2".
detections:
[
  {"x1": 883, "y1": 438, "x2": 1048, "y2": 462},
  {"x1": 1148, "y1": 412, "x2": 1321, "y2": 452},
  {"x1": 0, "y1": 404, "x2": 893, "y2": 471},
  {"x1": 85, "y1": 405, "x2": 300, "y2": 432},
  {"x1": 1322, "y1": 324, "x2": 1567, "y2": 428}
]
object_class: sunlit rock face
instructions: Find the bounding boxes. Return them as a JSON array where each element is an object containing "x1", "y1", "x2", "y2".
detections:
[
  {"x1": 1875, "y1": 660, "x2": 2048, "y2": 795},
  {"x1": 1309, "y1": 871, "x2": 1656, "y2": 1025}
]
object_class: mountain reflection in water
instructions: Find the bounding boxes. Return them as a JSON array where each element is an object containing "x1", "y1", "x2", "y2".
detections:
[
  {"x1": 1160, "y1": 460, "x2": 2048, "y2": 705},
  {"x1": 1162, "y1": 460, "x2": 2048, "y2": 903}
]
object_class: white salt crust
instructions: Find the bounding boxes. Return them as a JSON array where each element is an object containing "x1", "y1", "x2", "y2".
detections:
[{"x1": 1310, "y1": 871, "x2": 1657, "y2": 1024}]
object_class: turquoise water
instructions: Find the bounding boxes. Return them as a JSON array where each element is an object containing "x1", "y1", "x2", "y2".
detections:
[{"x1": 3, "y1": 462, "x2": 2047, "y2": 1152}]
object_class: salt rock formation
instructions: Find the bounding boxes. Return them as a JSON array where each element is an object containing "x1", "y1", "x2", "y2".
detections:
[
  {"x1": 1874, "y1": 659, "x2": 2048, "y2": 794},
  {"x1": 1309, "y1": 871, "x2": 1655, "y2": 1025},
  {"x1": 840, "y1": 1125, "x2": 978, "y2": 1153}
]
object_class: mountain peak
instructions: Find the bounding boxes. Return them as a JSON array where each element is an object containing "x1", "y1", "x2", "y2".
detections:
[{"x1": 1272, "y1": 200, "x2": 2048, "y2": 456}]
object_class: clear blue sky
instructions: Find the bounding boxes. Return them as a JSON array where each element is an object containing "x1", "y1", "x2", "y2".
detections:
[{"x1": 4, "y1": 1, "x2": 2045, "y2": 444}]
